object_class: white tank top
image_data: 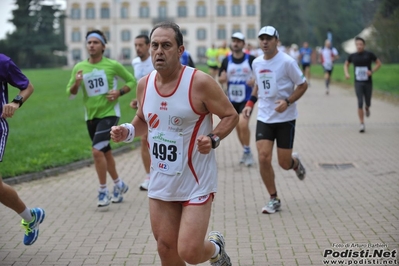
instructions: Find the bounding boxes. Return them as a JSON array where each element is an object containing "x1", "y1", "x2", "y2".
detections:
[{"x1": 142, "y1": 66, "x2": 218, "y2": 201}]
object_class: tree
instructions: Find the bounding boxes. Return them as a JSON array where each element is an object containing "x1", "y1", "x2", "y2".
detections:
[
  {"x1": 5, "y1": 0, "x2": 66, "y2": 68},
  {"x1": 260, "y1": 0, "x2": 306, "y2": 47},
  {"x1": 260, "y1": 0, "x2": 380, "y2": 60},
  {"x1": 370, "y1": 0, "x2": 399, "y2": 63}
]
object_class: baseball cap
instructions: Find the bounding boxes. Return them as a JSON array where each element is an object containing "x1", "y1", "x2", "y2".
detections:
[
  {"x1": 231, "y1": 32, "x2": 245, "y2": 41},
  {"x1": 258, "y1": 26, "x2": 279, "y2": 39}
]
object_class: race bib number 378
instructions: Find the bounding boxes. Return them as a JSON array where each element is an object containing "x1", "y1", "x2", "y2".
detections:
[{"x1": 83, "y1": 69, "x2": 109, "y2": 97}]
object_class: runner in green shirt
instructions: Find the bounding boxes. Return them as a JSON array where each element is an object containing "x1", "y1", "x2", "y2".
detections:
[
  {"x1": 206, "y1": 44, "x2": 219, "y2": 79},
  {"x1": 66, "y1": 29, "x2": 137, "y2": 208}
]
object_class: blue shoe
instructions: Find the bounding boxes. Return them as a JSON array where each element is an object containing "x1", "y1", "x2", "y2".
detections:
[
  {"x1": 21, "y1": 208, "x2": 45, "y2": 245},
  {"x1": 98, "y1": 191, "x2": 111, "y2": 207},
  {"x1": 111, "y1": 181, "x2": 129, "y2": 203}
]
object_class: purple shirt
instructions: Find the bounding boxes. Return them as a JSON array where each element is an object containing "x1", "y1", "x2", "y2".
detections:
[{"x1": 0, "y1": 54, "x2": 30, "y2": 116}]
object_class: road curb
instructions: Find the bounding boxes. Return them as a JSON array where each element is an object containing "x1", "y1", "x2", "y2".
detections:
[{"x1": 3, "y1": 142, "x2": 139, "y2": 185}]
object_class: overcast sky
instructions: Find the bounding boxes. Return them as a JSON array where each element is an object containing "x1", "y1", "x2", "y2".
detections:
[{"x1": 0, "y1": 0, "x2": 66, "y2": 40}]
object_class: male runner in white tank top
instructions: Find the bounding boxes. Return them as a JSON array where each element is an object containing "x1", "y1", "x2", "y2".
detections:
[{"x1": 111, "y1": 22, "x2": 238, "y2": 266}]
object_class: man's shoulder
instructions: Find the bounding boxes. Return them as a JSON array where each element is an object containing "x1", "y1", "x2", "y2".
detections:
[
  {"x1": 0, "y1": 53, "x2": 10, "y2": 63},
  {"x1": 365, "y1": 50, "x2": 376, "y2": 57},
  {"x1": 252, "y1": 55, "x2": 264, "y2": 63},
  {"x1": 74, "y1": 60, "x2": 88, "y2": 68},
  {"x1": 132, "y1": 57, "x2": 141, "y2": 64},
  {"x1": 248, "y1": 54, "x2": 256, "y2": 61},
  {"x1": 279, "y1": 51, "x2": 296, "y2": 62},
  {"x1": 104, "y1": 57, "x2": 122, "y2": 65}
]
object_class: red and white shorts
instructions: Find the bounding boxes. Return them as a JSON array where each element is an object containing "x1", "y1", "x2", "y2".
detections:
[{"x1": 177, "y1": 193, "x2": 215, "y2": 207}]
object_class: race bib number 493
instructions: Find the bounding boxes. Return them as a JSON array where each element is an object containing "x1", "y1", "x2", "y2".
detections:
[{"x1": 149, "y1": 130, "x2": 183, "y2": 176}]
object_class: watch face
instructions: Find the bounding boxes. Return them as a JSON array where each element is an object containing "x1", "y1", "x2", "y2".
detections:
[{"x1": 14, "y1": 95, "x2": 23, "y2": 102}]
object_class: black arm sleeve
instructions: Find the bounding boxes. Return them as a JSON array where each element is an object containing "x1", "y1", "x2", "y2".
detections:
[
  {"x1": 218, "y1": 58, "x2": 228, "y2": 76},
  {"x1": 188, "y1": 55, "x2": 195, "y2": 68},
  {"x1": 248, "y1": 55, "x2": 256, "y2": 70}
]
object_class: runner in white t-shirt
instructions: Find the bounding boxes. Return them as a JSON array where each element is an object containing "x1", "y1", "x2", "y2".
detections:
[
  {"x1": 243, "y1": 26, "x2": 308, "y2": 214},
  {"x1": 319, "y1": 39, "x2": 339, "y2": 94},
  {"x1": 131, "y1": 35, "x2": 155, "y2": 191}
]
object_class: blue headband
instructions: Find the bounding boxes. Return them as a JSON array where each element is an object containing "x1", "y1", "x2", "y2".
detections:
[{"x1": 86, "y1": 33, "x2": 106, "y2": 45}]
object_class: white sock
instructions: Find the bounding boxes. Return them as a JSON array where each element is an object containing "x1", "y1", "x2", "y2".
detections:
[
  {"x1": 211, "y1": 241, "x2": 220, "y2": 259},
  {"x1": 113, "y1": 177, "x2": 123, "y2": 188},
  {"x1": 99, "y1": 185, "x2": 108, "y2": 193},
  {"x1": 19, "y1": 208, "x2": 33, "y2": 222}
]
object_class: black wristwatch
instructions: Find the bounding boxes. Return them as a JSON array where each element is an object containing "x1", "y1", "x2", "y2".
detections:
[
  {"x1": 12, "y1": 95, "x2": 24, "y2": 107},
  {"x1": 207, "y1": 133, "x2": 221, "y2": 149},
  {"x1": 284, "y1": 98, "x2": 291, "y2": 106}
]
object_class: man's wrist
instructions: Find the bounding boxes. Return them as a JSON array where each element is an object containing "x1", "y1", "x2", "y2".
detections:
[
  {"x1": 119, "y1": 89, "x2": 125, "y2": 96},
  {"x1": 207, "y1": 133, "x2": 220, "y2": 149},
  {"x1": 285, "y1": 98, "x2": 291, "y2": 106},
  {"x1": 245, "y1": 95, "x2": 258, "y2": 108},
  {"x1": 120, "y1": 123, "x2": 135, "y2": 143}
]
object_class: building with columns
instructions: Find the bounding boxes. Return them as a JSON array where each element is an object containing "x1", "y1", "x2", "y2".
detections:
[{"x1": 65, "y1": 0, "x2": 260, "y2": 66}]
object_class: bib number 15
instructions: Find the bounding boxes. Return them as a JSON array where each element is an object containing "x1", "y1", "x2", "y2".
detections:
[
  {"x1": 152, "y1": 143, "x2": 177, "y2": 162},
  {"x1": 262, "y1": 80, "x2": 270, "y2": 89}
]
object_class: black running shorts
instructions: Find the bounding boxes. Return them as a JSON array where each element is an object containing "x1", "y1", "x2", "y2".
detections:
[
  {"x1": 86, "y1": 116, "x2": 119, "y2": 153},
  {"x1": 355, "y1": 82, "x2": 372, "y2": 109},
  {"x1": 232, "y1": 101, "x2": 247, "y2": 114},
  {"x1": 256, "y1": 120, "x2": 296, "y2": 149}
]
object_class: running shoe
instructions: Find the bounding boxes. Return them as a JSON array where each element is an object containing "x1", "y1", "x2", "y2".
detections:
[
  {"x1": 365, "y1": 108, "x2": 370, "y2": 117},
  {"x1": 239, "y1": 153, "x2": 246, "y2": 164},
  {"x1": 262, "y1": 198, "x2": 281, "y2": 214},
  {"x1": 112, "y1": 181, "x2": 129, "y2": 203},
  {"x1": 359, "y1": 123, "x2": 365, "y2": 133},
  {"x1": 292, "y1": 152, "x2": 306, "y2": 180},
  {"x1": 244, "y1": 152, "x2": 255, "y2": 167},
  {"x1": 98, "y1": 191, "x2": 111, "y2": 207},
  {"x1": 21, "y1": 207, "x2": 45, "y2": 245},
  {"x1": 139, "y1": 178, "x2": 150, "y2": 191},
  {"x1": 208, "y1": 231, "x2": 232, "y2": 266}
]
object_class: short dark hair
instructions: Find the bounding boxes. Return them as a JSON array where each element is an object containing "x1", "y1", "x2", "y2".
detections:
[
  {"x1": 355, "y1": 36, "x2": 365, "y2": 44},
  {"x1": 150, "y1": 21, "x2": 183, "y2": 47},
  {"x1": 85, "y1": 29, "x2": 107, "y2": 44},
  {"x1": 135, "y1": 34, "x2": 150, "y2": 44}
]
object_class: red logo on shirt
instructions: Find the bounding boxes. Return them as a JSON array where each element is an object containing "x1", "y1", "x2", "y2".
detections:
[
  {"x1": 148, "y1": 113, "x2": 160, "y2": 129},
  {"x1": 160, "y1": 101, "x2": 168, "y2": 111},
  {"x1": 259, "y1": 69, "x2": 272, "y2": 73}
]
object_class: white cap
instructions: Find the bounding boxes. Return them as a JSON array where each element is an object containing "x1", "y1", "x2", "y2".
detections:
[
  {"x1": 231, "y1": 32, "x2": 245, "y2": 41},
  {"x1": 258, "y1": 26, "x2": 279, "y2": 39}
]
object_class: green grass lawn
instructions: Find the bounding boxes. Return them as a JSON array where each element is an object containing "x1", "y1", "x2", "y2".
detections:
[
  {"x1": 310, "y1": 63, "x2": 399, "y2": 95},
  {"x1": 2, "y1": 67, "x2": 137, "y2": 178},
  {"x1": 1, "y1": 63, "x2": 397, "y2": 178}
]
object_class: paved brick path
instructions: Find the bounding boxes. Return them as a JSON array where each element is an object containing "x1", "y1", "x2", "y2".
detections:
[{"x1": 1, "y1": 79, "x2": 398, "y2": 266}]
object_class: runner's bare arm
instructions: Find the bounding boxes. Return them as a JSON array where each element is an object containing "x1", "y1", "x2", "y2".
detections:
[
  {"x1": 344, "y1": 60, "x2": 351, "y2": 79},
  {"x1": 193, "y1": 71, "x2": 238, "y2": 140},
  {"x1": 287, "y1": 81, "x2": 308, "y2": 104},
  {"x1": 68, "y1": 70, "x2": 83, "y2": 95},
  {"x1": 131, "y1": 77, "x2": 148, "y2": 137},
  {"x1": 372, "y1": 58, "x2": 382, "y2": 74},
  {"x1": 111, "y1": 78, "x2": 148, "y2": 142},
  {"x1": 242, "y1": 84, "x2": 258, "y2": 118}
]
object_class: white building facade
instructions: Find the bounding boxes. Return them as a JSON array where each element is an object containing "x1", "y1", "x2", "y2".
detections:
[{"x1": 65, "y1": 0, "x2": 260, "y2": 66}]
